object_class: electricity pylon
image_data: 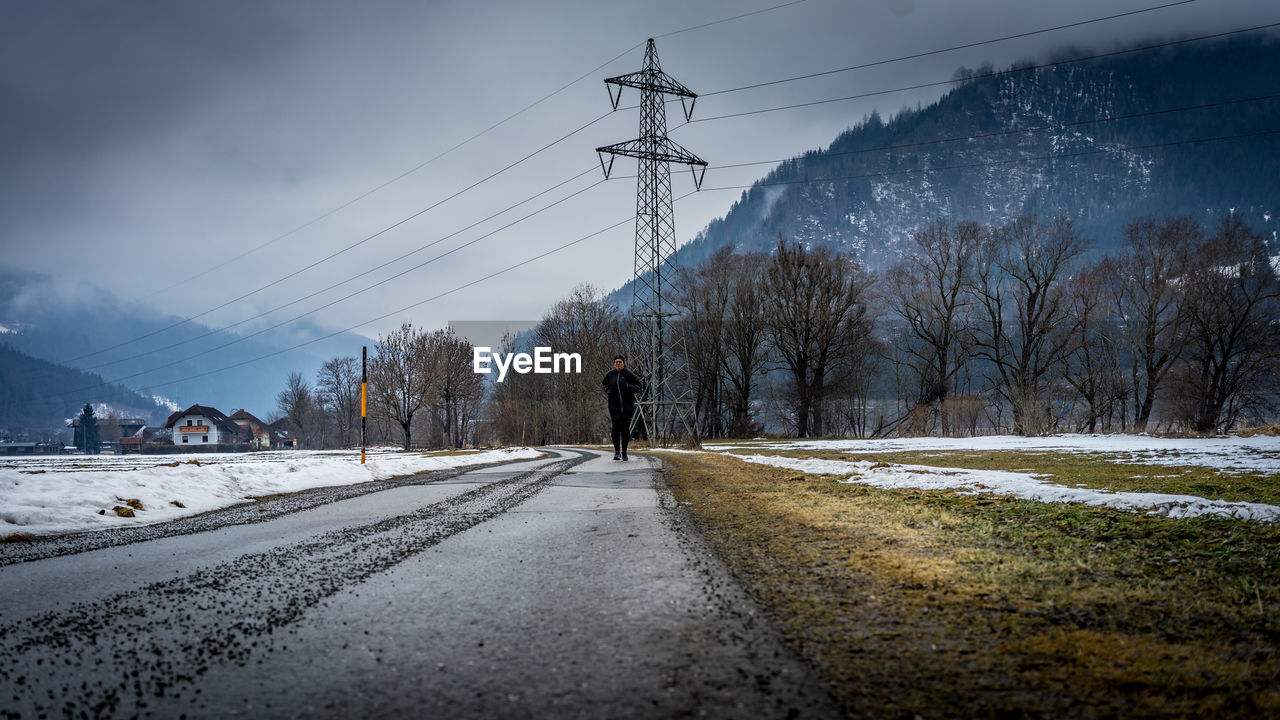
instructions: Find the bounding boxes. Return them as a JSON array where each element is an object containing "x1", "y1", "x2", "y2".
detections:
[{"x1": 596, "y1": 38, "x2": 706, "y2": 447}]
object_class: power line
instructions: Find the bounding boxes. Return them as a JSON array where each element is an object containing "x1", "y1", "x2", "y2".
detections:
[
  {"x1": 91, "y1": 216, "x2": 639, "y2": 394},
  {"x1": 74, "y1": 167, "x2": 598, "y2": 374},
  {"x1": 655, "y1": 0, "x2": 811, "y2": 39},
  {"x1": 66, "y1": 87, "x2": 1279, "y2": 389},
  {"x1": 605, "y1": 91, "x2": 1280, "y2": 182},
  {"x1": 49, "y1": 1, "x2": 1260, "y2": 395},
  {"x1": 139, "y1": 0, "x2": 814, "y2": 303},
  {"x1": 63, "y1": 178, "x2": 609, "y2": 395},
  {"x1": 693, "y1": 128, "x2": 1280, "y2": 194},
  {"x1": 699, "y1": 0, "x2": 1200, "y2": 97},
  {"x1": 109, "y1": 27, "x2": 1280, "y2": 373},
  {"x1": 77, "y1": 84, "x2": 1280, "y2": 385},
  {"x1": 63, "y1": 126, "x2": 1280, "y2": 398},
  {"x1": 686, "y1": 22, "x2": 1280, "y2": 124},
  {"x1": 60, "y1": 1, "x2": 818, "y2": 369},
  {"x1": 60, "y1": 111, "x2": 614, "y2": 367},
  {"x1": 702, "y1": 93, "x2": 1280, "y2": 173}
]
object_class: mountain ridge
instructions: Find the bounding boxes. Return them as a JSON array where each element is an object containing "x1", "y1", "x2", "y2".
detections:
[{"x1": 610, "y1": 31, "x2": 1279, "y2": 309}]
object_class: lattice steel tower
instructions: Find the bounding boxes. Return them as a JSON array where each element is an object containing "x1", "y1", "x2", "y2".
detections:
[{"x1": 596, "y1": 38, "x2": 706, "y2": 446}]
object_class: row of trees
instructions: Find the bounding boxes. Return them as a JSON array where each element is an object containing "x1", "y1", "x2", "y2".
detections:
[
  {"x1": 276, "y1": 213, "x2": 1279, "y2": 448},
  {"x1": 678, "y1": 214, "x2": 1279, "y2": 438},
  {"x1": 274, "y1": 326, "x2": 485, "y2": 450}
]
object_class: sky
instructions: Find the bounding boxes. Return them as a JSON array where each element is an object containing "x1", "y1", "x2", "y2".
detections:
[{"x1": 2, "y1": 0, "x2": 1276, "y2": 359}]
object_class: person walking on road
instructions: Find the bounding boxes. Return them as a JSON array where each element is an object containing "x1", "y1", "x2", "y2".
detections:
[{"x1": 603, "y1": 354, "x2": 642, "y2": 461}]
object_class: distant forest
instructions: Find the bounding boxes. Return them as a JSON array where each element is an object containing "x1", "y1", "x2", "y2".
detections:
[{"x1": 0, "y1": 344, "x2": 167, "y2": 439}]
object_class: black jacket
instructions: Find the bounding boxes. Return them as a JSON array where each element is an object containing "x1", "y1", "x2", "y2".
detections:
[{"x1": 603, "y1": 368, "x2": 642, "y2": 416}]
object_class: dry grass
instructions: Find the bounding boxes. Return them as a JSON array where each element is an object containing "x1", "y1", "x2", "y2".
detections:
[
  {"x1": 659, "y1": 450, "x2": 1280, "y2": 719},
  {"x1": 116, "y1": 497, "x2": 144, "y2": 511},
  {"x1": 1241, "y1": 425, "x2": 1280, "y2": 438}
]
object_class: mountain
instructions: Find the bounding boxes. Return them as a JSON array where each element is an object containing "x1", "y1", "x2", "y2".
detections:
[
  {"x1": 0, "y1": 269, "x2": 371, "y2": 422},
  {"x1": 0, "y1": 344, "x2": 172, "y2": 437},
  {"x1": 623, "y1": 32, "x2": 1280, "y2": 295}
]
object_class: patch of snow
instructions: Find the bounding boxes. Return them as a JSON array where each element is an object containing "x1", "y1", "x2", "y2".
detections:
[
  {"x1": 704, "y1": 434, "x2": 1280, "y2": 474},
  {"x1": 152, "y1": 395, "x2": 180, "y2": 413},
  {"x1": 727, "y1": 453, "x2": 1280, "y2": 523},
  {"x1": 0, "y1": 447, "x2": 542, "y2": 536}
]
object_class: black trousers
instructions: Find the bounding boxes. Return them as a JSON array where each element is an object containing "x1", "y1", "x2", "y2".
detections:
[{"x1": 610, "y1": 409, "x2": 632, "y2": 456}]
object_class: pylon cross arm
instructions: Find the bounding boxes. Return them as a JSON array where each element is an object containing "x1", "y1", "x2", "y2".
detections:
[
  {"x1": 595, "y1": 137, "x2": 708, "y2": 188},
  {"x1": 604, "y1": 69, "x2": 697, "y2": 101},
  {"x1": 595, "y1": 137, "x2": 706, "y2": 167}
]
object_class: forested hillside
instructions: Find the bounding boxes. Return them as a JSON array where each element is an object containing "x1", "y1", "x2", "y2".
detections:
[
  {"x1": 662, "y1": 33, "x2": 1279, "y2": 277},
  {"x1": 0, "y1": 344, "x2": 168, "y2": 438}
]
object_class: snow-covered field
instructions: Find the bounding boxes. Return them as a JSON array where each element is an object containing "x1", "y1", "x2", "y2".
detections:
[
  {"x1": 698, "y1": 434, "x2": 1280, "y2": 522},
  {"x1": 1, "y1": 447, "x2": 541, "y2": 536}
]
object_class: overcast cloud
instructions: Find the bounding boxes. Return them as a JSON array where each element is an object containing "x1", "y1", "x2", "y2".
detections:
[{"x1": 2, "y1": 0, "x2": 1275, "y2": 350}]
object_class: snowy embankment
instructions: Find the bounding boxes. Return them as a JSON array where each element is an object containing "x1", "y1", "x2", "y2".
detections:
[
  {"x1": 699, "y1": 434, "x2": 1280, "y2": 522},
  {"x1": 1, "y1": 447, "x2": 541, "y2": 536}
]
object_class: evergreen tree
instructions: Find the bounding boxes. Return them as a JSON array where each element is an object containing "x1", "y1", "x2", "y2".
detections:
[{"x1": 77, "y1": 403, "x2": 99, "y2": 454}]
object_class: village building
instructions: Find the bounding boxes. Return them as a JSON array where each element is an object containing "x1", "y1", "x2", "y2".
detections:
[
  {"x1": 68, "y1": 415, "x2": 146, "y2": 453},
  {"x1": 228, "y1": 409, "x2": 286, "y2": 449},
  {"x1": 0, "y1": 441, "x2": 63, "y2": 456},
  {"x1": 163, "y1": 405, "x2": 249, "y2": 448},
  {"x1": 270, "y1": 419, "x2": 299, "y2": 449}
]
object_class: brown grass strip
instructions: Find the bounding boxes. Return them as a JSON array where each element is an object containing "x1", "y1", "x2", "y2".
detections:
[{"x1": 659, "y1": 451, "x2": 1280, "y2": 719}]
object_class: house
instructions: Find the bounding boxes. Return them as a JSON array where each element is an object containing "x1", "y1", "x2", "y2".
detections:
[
  {"x1": 68, "y1": 415, "x2": 146, "y2": 453},
  {"x1": 269, "y1": 419, "x2": 299, "y2": 449},
  {"x1": 228, "y1": 410, "x2": 285, "y2": 450},
  {"x1": 0, "y1": 442, "x2": 62, "y2": 456},
  {"x1": 163, "y1": 405, "x2": 250, "y2": 448}
]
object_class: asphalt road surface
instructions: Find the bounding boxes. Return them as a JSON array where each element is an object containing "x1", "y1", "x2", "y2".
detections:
[{"x1": 0, "y1": 448, "x2": 841, "y2": 719}]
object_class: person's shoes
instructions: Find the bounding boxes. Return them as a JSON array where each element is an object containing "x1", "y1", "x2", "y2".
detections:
[
  {"x1": 613, "y1": 453, "x2": 621, "y2": 461},
  {"x1": 622, "y1": 454, "x2": 629, "y2": 461}
]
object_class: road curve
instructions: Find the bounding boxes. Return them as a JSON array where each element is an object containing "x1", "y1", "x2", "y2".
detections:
[{"x1": 0, "y1": 447, "x2": 840, "y2": 719}]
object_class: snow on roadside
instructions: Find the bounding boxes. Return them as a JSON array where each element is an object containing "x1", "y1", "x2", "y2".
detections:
[
  {"x1": 705, "y1": 434, "x2": 1280, "y2": 474},
  {"x1": 728, "y1": 453, "x2": 1280, "y2": 523},
  {"x1": 0, "y1": 447, "x2": 542, "y2": 536}
]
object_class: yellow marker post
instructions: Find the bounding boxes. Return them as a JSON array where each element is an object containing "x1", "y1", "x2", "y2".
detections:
[{"x1": 361, "y1": 345, "x2": 367, "y2": 464}]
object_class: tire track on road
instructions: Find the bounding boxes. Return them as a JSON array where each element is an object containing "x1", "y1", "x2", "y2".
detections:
[{"x1": 0, "y1": 450, "x2": 587, "y2": 720}]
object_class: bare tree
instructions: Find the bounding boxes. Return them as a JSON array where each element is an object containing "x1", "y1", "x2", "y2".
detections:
[
  {"x1": 762, "y1": 237, "x2": 874, "y2": 437},
  {"x1": 429, "y1": 329, "x2": 485, "y2": 448},
  {"x1": 886, "y1": 219, "x2": 983, "y2": 436},
  {"x1": 677, "y1": 247, "x2": 734, "y2": 438},
  {"x1": 486, "y1": 332, "x2": 528, "y2": 446},
  {"x1": 1065, "y1": 260, "x2": 1128, "y2": 433},
  {"x1": 316, "y1": 356, "x2": 360, "y2": 448},
  {"x1": 368, "y1": 322, "x2": 432, "y2": 450},
  {"x1": 721, "y1": 252, "x2": 770, "y2": 437},
  {"x1": 1173, "y1": 216, "x2": 1280, "y2": 433},
  {"x1": 1109, "y1": 216, "x2": 1198, "y2": 431},
  {"x1": 970, "y1": 216, "x2": 1085, "y2": 436},
  {"x1": 276, "y1": 372, "x2": 316, "y2": 448},
  {"x1": 531, "y1": 283, "x2": 623, "y2": 444}
]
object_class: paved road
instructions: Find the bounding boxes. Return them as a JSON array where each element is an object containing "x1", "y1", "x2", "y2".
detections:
[{"x1": 0, "y1": 448, "x2": 840, "y2": 719}]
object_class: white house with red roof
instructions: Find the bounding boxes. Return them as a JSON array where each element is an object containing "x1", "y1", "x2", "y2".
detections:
[{"x1": 163, "y1": 405, "x2": 248, "y2": 447}]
